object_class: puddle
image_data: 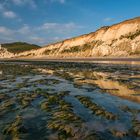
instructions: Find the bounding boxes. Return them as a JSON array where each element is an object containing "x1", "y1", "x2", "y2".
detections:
[{"x1": 0, "y1": 62, "x2": 140, "y2": 140}]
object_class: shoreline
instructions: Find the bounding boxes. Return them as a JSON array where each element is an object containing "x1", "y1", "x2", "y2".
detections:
[
  {"x1": 0, "y1": 57, "x2": 140, "y2": 61},
  {"x1": 0, "y1": 57, "x2": 140, "y2": 65}
]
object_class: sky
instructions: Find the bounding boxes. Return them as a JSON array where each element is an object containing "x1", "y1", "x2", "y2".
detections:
[{"x1": 0, "y1": 0, "x2": 140, "y2": 46}]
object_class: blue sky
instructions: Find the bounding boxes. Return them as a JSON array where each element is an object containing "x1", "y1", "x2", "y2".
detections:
[{"x1": 0, "y1": 0, "x2": 140, "y2": 46}]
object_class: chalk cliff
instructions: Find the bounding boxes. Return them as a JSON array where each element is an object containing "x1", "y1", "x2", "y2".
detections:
[
  {"x1": 1, "y1": 17, "x2": 140, "y2": 58},
  {"x1": 0, "y1": 45, "x2": 13, "y2": 58}
]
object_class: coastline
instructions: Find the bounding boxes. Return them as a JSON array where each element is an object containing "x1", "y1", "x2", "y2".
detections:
[{"x1": 0, "y1": 57, "x2": 140, "y2": 65}]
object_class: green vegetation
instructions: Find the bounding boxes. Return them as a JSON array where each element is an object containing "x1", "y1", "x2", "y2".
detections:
[
  {"x1": 3, "y1": 116, "x2": 28, "y2": 139},
  {"x1": 119, "y1": 29, "x2": 140, "y2": 40},
  {"x1": 131, "y1": 118, "x2": 140, "y2": 137},
  {"x1": 61, "y1": 40, "x2": 104, "y2": 54},
  {"x1": 75, "y1": 95, "x2": 118, "y2": 120},
  {"x1": 40, "y1": 91, "x2": 83, "y2": 139},
  {"x1": 61, "y1": 44, "x2": 92, "y2": 53},
  {"x1": 61, "y1": 45, "x2": 81, "y2": 53},
  {"x1": 0, "y1": 63, "x2": 140, "y2": 139},
  {"x1": 81, "y1": 43, "x2": 93, "y2": 51},
  {"x1": 43, "y1": 48, "x2": 59, "y2": 55},
  {"x1": 91, "y1": 40, "x2": 104, "y2": 46},
  {"x1": 1, "y1": 42, "x2": 40, "y2": 53},
  {"x1": 43, "y1": 49, "x2": 51, "y2": 55},
  {"x1": 130, "y1": 50, "x2": 140, "y2": 55}
]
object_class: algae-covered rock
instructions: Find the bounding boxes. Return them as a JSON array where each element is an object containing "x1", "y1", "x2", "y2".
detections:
[
  {"x1": 17, "y1": 93, "x2": 38, "y2": 108},
  {"x1": 131, "y1": 118, "x2": 140, "y2": 137},
  {"x1": 84, "y1": 131, "x2": 105, "y2": 140},
  {"x1": 110, "y1": 129, "x2": 127, "y2": 138},
  {"x1": 3, "y1": 100, "x2": 15, "y2": 108},
  {"x1": 120, "y1": 106, "x2": 140, "y2": 114},
  {"x1": 48, "y1": 95, "x2": 59, "y2": 105},
  {"x1": 0, "y1": 93, "x2": 9, "y2": 102},
  {"x1": 3, "y1": 116, "x2": 28, "y2": 139},
  {"x1": 75, "y1": 95, "x2": 118, "y2": 120},
  {"x1": 40, "y1": 101, "x2": 51, "y2": 111}
]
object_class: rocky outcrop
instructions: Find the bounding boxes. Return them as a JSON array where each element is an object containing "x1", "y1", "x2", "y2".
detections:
[
  {"x1": 1, "y1": 17, "x2": 140, "y2": 58},
  {"x1": 0, "y1": 45, "x2": 13, "y2": 58}
]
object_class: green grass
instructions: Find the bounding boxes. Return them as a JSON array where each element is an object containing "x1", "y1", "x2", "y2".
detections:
[
  {"x1": 61, "y1": 44, "x2": 93, "y2": 54},
  {"x1": 61, "y1": 46, "x2": 81, "y2": 53},
  {"x1": 130, "y1": 50, "x2": 140, "y2": 55},
  {"x1": 43, "y1": 49, "x2": 52, "y2": 55},
  {"x1": 119, "y1": 30, "x2": 140, "y2": 40},
  {"x1": 43, "y1": 48, "x2": 59, "y2": 55},
  {"x1": 1, "y1": 42, "x2": 40, "y2": 53},
  {"x1": 61, "y1": 41, "x2": 103, "y2": 54}
]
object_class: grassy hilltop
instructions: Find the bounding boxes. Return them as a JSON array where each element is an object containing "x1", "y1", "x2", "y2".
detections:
[{"x1": 1, "y1": 42, "x2": 40, "y2": 53}]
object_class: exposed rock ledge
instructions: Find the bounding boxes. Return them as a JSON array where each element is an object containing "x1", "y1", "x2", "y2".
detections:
[{"x1": 0, "y1": 46, "x2": 13, "y2": 58}]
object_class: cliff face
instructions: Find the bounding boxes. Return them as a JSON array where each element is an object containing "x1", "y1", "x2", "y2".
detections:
[
  {"x1": 2, "y1": 17, "x2": 140, "y2": 58},
  {"x1": 0, "y1": 46, "x2": 13, "y2": 58}
]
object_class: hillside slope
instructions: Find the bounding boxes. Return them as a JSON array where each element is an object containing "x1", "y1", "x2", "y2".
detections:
[
  {"x1": 1, "y1": 42, "x2": 40, "y2": 54},
  {"x1": 2, "y1": 17, "x2": 140, "y2": 58},
  {"x1": 16, "y1": 17, "x2": 140, "y2": 58}
]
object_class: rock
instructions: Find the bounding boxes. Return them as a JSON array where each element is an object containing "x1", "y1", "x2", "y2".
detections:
[{"x1": 76, "y1": 95, "x2": 118, "y2": 120}]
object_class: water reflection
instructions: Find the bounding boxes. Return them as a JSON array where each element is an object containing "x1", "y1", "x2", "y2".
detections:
[
  {"x1": 0, "y1": 62, "x2": 140, "y2": 140},
  {"x1": 91, "y1": 60, "x2": 140, "y2": 65},
  {"x1": 73, "y1": 71, "x2": 140, "y2": 102}
]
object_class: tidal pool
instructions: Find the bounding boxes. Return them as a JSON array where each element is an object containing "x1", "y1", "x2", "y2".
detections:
[{"x1": 0, "y1": 61, "x2": 140, "y2": 140}]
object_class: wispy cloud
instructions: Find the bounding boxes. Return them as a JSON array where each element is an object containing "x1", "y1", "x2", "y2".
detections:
[
  {"x1": 104, "y1": 17, "x2": 114, "y2": 22},
  {"x1": 12, "y1": 0, "x2": 23, "y2": 5},
  {"x1": 51, "y1": 0, "x2": 66, "y2": 4},
  {"x1": 0, "y1": 21, "x2": 83, "y2": 45},
  {"x1": 0, "y1": 25, "x2": 42, "y2": 44},
  {"x1": 0, "y1": 26, "x2": 13, "y2": 36},
  {"x1": 3, "y1": 11, "x2": 17, "y2": 18},
  {"x1": 0, "y1": 2, "x2": 18, "y2": 19},
  {"x1": 39, "y1": 22, "x2": 83, "y2": 33},
  {"x1": 59, "y1": 0, "x2": 65, "y2": 4},
  {"x1": 44, "y1": 0, "x2": 66, "y2": 4},
  {"x1": 29, "y1": 36, "x2": 46, "y2": 44},
  {"x1": 12, "y1": 0, "x2": 37, "y2": 8},
  {"x1": 18, "y1": 24, "x2": 31, "y2": 34}
]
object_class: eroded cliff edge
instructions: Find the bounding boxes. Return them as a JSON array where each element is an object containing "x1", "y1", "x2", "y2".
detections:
[{"x1": 1, "y1": 17, "x2": 140, "y2": 58}]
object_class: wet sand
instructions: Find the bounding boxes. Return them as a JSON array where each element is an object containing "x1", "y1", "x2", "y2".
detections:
[
  {"x1": 0, "y1": 57, "x2": 140, "y2": 65},
  {"x1": 0, "y1": 59, "x2": 140, "y2": 139}
]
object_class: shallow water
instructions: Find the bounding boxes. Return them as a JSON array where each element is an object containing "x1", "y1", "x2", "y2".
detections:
[{"x1": 0, "y1": 61, "x2": 140, "y2": 140}]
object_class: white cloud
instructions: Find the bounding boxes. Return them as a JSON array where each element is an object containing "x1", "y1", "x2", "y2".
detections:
[
  {"x1": 18, "y1": 24, "x2": 30, "y2": 34},
  {"x1": 12, "y1": 0, "x2": 37, "y2": 8},
  {"x1": 29, "y1": 36, "x2": 46, "y2": 44},
  {"x1": 0, "y1": 3, "x2": 18, "y2": 19},
  {"x1": 0, "y1": 26, "x2": 13, "y2": 36},
  {"x1": 52, "y1": 0, "x2": 65, "y2": 4},
  {"x1": 12, "y1": 0, "x2": 23, "y2": 5},
  {"x1": 44, "y1": 0, "x2": 66, "y2": 4},
  {"x1": 0, "y1": 21, "x2": 83, "y2": 45},
  {"x1": 104, "y1": 17, "x2": 114, "y2": 22},
  {"x1": 0, "y1": 25, "x2": 45, "y2": 44},
  {"x1": 3, "y1": 11, "x2": 17, "y2": 18},
  {"x1": 39, "y1": 22, "x2": 83, "y2": 33},
  {"x1": 59, "y1": 0, "x2": 65, "y2": 3}
]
